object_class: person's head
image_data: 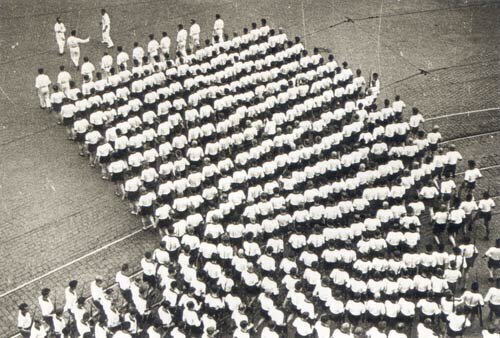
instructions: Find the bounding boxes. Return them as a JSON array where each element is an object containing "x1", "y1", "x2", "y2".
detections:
[
  {"x1": 69, "y1": 280, "x2": 78, "y2": 289},
  {"x1": 471, "y1": 281, "x2": 479, "y2": 292},
  {"x1": 178, "y1": 24, "x2": 183, "y2": 30},
  {"x1": 38, "y1": 68, "x2": 44, "y2": 74},
  {"x1": 149, "y1": 34, "x2": 154, "y2": 40},
  {"x1": 101, "y1": 8, "x2": 106, "y2": 15},
  {"x1": 56, "y1": 17, "x2": 61, "y2": 23},
  {"x1": 215, "y1": 14, "x2": 221, "y2": 19},
  {"x1": 71, "y1": 30, "x2": 76, "y2": 36},
  {"x1": 41, "y1": 288, "x2": 50, "y2": 297},
  {"x1": 191, "y1": 19, "x2": 196, "y2": 25},
  {"x1": 95, "y1": 275, "x2": 103, "y2": 285},
  {"x1": 18, "y1": 303, "x2": 29, "y2": 313}
]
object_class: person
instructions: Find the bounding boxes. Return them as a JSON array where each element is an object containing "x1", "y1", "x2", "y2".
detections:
[
  {"x1": 189, "y1": 19, "x2": 201, "y2": 50},
  {"x1": 147, "y1": 34, "x2": 160, "y2": 60},
  {"x1": 461, "y1": 282, "x2": 484, "y2": 327},
  {"x1": 446, "y1": 307, "x2": 471, "y2": 337},
  {"x1": 482, "y1": 326, "x2": 500, "y2": 338},
  {"x1": 416, "y1": 318, "x2": 438, "y2": 338},
  {"x1": 370, "y1": 72, "x2": 380, "y2": 95},
  {"x1": 66, "y1": 30, "x2": 90, "y2": 69},
  {"x1": 176, "y1": 24, "x2": 188, "y2": 56},
  {"x1": 485, "y1": 279, "x2": 500, "y2": 321},
  {"x1": 101, "y1": 9, "x2": 114, "y2": 48},
  {"x1": 17, "y1": 303, "x2": 32, "y2": 338},
  {"x1": 35, "y1": 68, "x2": 52, "y2": 109},
  {"x1": 160, "y1": 32, "x2": 171, "y2": 58},
  {"x1": 38, "y1": 288, "x2": 55, "y2": 331},
  {"x1": 213, "y1": 14, "x2": 224, "y2": 42},
  {"x1": 54, "y1": 17, "x2": 66, "y2": 55},
  {"x1": 477, "y1": 192, "x2": 496, "y2": 240},
  {"x1": 63, "y1": 280, "x2": 78, "y2": 316},
  {"x1": 485, "y1": 239, "x2": 500, "y2": 281},
  {"x1": 57, "y1": 65, "x2": 71, "y2": 94}
]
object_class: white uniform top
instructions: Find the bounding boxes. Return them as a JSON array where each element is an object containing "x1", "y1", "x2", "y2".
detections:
[
  {"x1": 102, "y1": 13, "x2": 111, "y2": 30},
  {"x1": 35, "y1": 74, "x2": 51, "y2": 89},
  {"x1": 190, "y1": 23, "x2": 201, "y2": 38},
  {"x1": 213, "y1": 18, "x2": 224, "y2": 32},
  {"x1": 66, "y1": 36, "x2": 89, "y2": 50},
  {"x1": 54, "y1": 22, "x2": 66, "y2": 38},
  {"x1": 176, "y1": 29, "x2": 188, "y2": 44}
]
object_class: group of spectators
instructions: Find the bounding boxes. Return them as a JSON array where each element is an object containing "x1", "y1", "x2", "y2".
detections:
[{"x1": 23, "y1": 15, "x2": 500, "y2": 338}]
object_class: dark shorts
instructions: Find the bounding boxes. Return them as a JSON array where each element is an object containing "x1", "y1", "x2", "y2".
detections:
[
  {"x1": 465, "y1": 181, "x2": 476, "y2": 190},
  {"x1": 433, "y1": 222, "x2": 446, "y2": 235},
  {"x1": 488, "y1": 258, "x2": 500, "y2": 269},
  {"x1": 75, "y1": 132, "x2": 86, "y2": 143},
  {"x1": 447, "y1": 223, "x2": 462, "y2": 234},
  {"x1": 489, "y1": 303, "x2": 500, "y2": 316},
  {"x1": 140, "y1": 205, "x2": 153, "y2": 216},
  {"x1": 62, "y1": 116, "x2": 74, "y2": 126},
  {"x1": 99, "y1": 155, "x2": 110, "y2": 164},
  {"x1": 127, "y1": 190, "x2": 140, "y2": 201},
  {"x1": 111, "y1": 172, "x2": 124, "y2": 183},
  {"x1": 480, "y1": 211, "x2": 492, "y2": 222},
  {"x1": 87, "y1": 143, "x2": 98, "y2": 153}
]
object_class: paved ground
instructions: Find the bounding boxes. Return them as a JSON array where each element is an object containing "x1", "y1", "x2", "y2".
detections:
[{"x1": 0, "y1": 0, "x2": 499, "y2": 336}]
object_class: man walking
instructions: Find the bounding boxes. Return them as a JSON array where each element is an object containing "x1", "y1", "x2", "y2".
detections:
[
  {"x1": 189, "y1": 19, "x2": 201, "y2": 50},
  {"x1": 35, "y1": 68, "x2": 52, "y2": 109},
  {"x1": 66, "y1": 30, "x2": 90, "y2": 69},
  {"x1": 101, "y1": 9, "x2": 114, "y2": 48},
  {"x1": 54, "y1": 17, "x2": 66, "y2": 55}
]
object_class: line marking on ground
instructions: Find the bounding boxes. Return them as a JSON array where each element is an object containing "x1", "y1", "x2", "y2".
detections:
[
  {"x1": 456, "y1": 164, "x2": 500, "y2": 176},
  {"x1": 300, "y1": 0, "x2": 307, "y2": 48},
  {"x1": 0, "y1": 86, "x2": 15, "y2": 106},
  {"x1": 426, "y1": 107, "x2": 500, "y2": 121},
  {"x1": 441, "y1": 130, "x2": 500, "y2": 144},
  {"x1": 0, "y1": 228, "x2": 146, "y2": 299}
]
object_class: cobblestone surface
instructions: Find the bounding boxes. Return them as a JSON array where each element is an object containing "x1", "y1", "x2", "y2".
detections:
[{"x1": 0, "y1": 0, "x2": 499, "y2": 337}]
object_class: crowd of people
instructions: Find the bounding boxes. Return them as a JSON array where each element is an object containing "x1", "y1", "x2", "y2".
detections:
[{"x1": 27, "y1": 12, "x2": 500, "y2": 338}]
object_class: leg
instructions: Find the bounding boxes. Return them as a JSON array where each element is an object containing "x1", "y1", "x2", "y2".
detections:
[
  {"x1": 70, "y1": 50, "x2": 80, "y2": 67},
  {"x1": 57, "y1": 38, "x2": 65, "y2": 55},
  {"x1": 38, "y1": 91, "x2": 45, "y2": 108}
]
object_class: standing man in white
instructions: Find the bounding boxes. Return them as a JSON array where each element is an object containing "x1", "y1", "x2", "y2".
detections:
[
  {"x1": 160, "y1": 32, "x2": 171, "y2": 59},
  {"x1": 189, "y1": 19, "x2": 201, "y2": 51},
  {"x1": 35, "y1": 68, "x2": 52, "y2": 109},
  {"x1": 54, "y1": 17, "x2": 66, "y2": 55},
  {"x1": 213, "y1": 14, "x2": 224, "y2": 42},
  {"x1": 67, "y1": 30, "x2": 90, "y2": 69},
  {"x1": 101, "y1": 9, "x2": 114, "y2": 48},
  {"x1": 176, "y1": 24, "x2": 187, "y2": 56}
]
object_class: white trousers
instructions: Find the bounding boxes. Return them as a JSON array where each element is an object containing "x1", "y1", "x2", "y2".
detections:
[
  {"x1": 56, "y1": 36, "x2": 65, "y2": 54},
  {"x1": 70, "y1": 48, "x2": 80, "y2": 66},
  {"x1": 189, "y1": 35, "x2": 200, "y2": 51},
  {"x1": 176, "y1": 41, "x2": 186, "y2": 56},
  {"x1": 38, "y1": 87, "x2": 50, "y2": 108},
  {"x1": 102, "y1": 29, "x2": 114, "y2": 47},
  {"x1": 212, "y1": 29, "x2": 224, "y2": 43}
]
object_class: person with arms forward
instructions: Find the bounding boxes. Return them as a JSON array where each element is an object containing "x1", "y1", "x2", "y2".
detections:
[{"x1": 66, "y1": 30, "x2": 89, "y2": 69}]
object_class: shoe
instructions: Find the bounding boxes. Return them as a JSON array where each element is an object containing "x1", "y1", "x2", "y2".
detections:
[{"x1": 101, "y1": 176, "x2": 108, "y2": 180}]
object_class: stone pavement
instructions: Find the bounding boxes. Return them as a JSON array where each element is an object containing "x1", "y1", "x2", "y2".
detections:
[{"x1": 0, "y1": 0, "x2": 499, "y2": 336}]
